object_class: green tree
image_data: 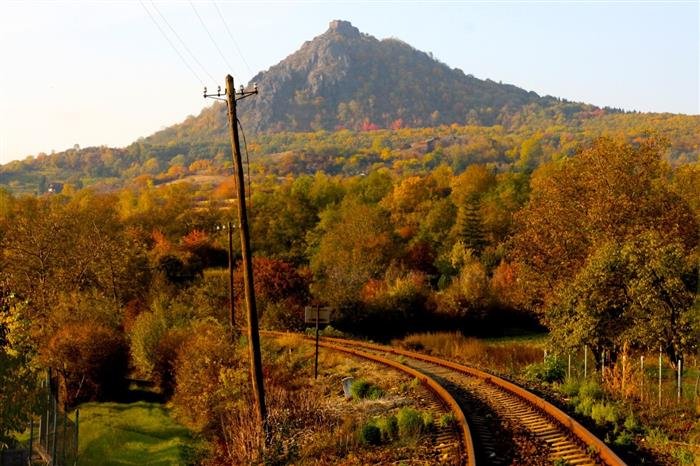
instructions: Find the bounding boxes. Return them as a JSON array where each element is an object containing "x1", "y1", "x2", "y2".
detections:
[
  {"x1": 551, "y1": 233, "x2": 696, "y2": 364},
  {"x1": 310, "y1": 199, "x2": 397, "y2": 307}
]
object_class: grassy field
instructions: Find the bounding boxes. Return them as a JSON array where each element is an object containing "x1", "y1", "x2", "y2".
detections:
[{"x1": 76, "y1": 401, "x2": 204, "y2": 466}]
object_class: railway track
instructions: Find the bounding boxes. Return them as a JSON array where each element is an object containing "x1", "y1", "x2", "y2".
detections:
[{"x1": 263, "y1": 331, "x2": 627, "y2": 466}]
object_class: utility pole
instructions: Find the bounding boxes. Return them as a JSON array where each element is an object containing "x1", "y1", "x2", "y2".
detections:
[
  {"x1": 227, "y1": 221, "x2": 235, "y2": 334},
  {"x1": 204, "y1": 76, "x2": 266, "y2": 434}
]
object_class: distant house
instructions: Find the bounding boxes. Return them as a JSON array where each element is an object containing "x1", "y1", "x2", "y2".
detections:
[{"x1": 47, "y1": 182, "x2": 63, "y2": 194}]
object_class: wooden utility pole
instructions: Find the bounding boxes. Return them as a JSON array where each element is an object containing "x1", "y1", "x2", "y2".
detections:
[
  {"x1": 227, "y1": 221, "x2": 235, "y2": 334},
  {"x1": 208, "y1": 75, "x2": 266, "y2": 433}
]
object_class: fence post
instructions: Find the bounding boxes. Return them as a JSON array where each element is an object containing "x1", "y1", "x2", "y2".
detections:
[
  {"x1": 28, "y1": 417, "x2": 34, "y2": 466},
  {"x1": 658, "y1": 348, "x2": 662, "y2": 408},
  {"x1": 622, "y1": 353, "x2": 626, "y2": 398},
  {"x1": 568, "y1": 353, "x2": 571, "y2": 380},
  {"x1": 62, "y1": 409, "x2": 67, "y2": 465},
  {"x1": 601, "y1": 350, "x2": 605, "y2": 383},
  {"x1": 584, "y1": 347, "x2": 588, "y2": 379},
  {"x1": 73, "y1": 409, "x2": 79, "y2": 466},
  {"x1": 640, "y1": 355, "x2": 644, "y2": 403},
  {"x1": 51, "y1": 396, "x2": 57, "y2": 466},
  {"x1": 677, "y1": 359, "x2": 682, "y2": 403}
]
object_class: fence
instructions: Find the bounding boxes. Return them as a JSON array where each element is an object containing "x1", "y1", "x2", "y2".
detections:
[
  {"x1": 33, "y1": 396, "x2": 79, "y2": 466},
  {"x1": 558, "y1": 347, "x2": 699, "y2": 409}
]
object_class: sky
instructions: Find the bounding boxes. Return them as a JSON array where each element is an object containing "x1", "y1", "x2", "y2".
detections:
[{"x1": 0, "y1": 1, "x2": 698, "y2": 164}]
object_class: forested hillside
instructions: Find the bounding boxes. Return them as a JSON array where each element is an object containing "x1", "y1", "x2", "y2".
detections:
[{"x1": 2, "y1": 20, "x2": 698, "y2": 194}]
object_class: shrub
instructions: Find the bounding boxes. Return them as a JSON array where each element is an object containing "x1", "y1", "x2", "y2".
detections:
[
  {"x1": 376, "y1": 415, "x2": 398, "y2": 442},
  {"x1": 350, "y1": 379, "x2": 384, "y2": 400},
  {"x1": 438, "y1": 413, "x2": 456, "y2": 428},
  {"x1": 359, "y1": 422, "x2": 382, "y2": 446},
  {"x1": 43, "y1": 322, "x2": 129, "y2": 406},
  {"x1": 172, "y1": 321, "x2": 242, "y2": 432},
  {"x1": 623, "y1": 413, "x2": 640, "y2": 433},
  {"x1": 524, "y1": 356, "x2": 565, "y2": 383},
  {"x1": 578, "y1": 380, "x2": 604, "y2": 400},
  {"x1": 129, "y1": 310, "x2": 167, "y2": 377},
  {"x1": 560, "y1": 379, "x2": 580, "y2": 397},
  {"x1": 151, "y1": 327, "x2": 189, "y2": 398},
  {"x1": 397, "y1": 407, "x2": 424, "y2": 440},
  {"x1": 614, "y1": 430, "x2": 634, "y2": 447},
  {"x1": 262, "y1": 299, "x2": 304, "y2": 331},
  {"x1": 590, "y1": 402, "x2": 618, "y2": 426}
]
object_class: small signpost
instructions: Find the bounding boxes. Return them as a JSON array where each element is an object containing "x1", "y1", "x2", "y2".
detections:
[{"x1": 305, "y1": 306, "x2": 331, "y2": 379}]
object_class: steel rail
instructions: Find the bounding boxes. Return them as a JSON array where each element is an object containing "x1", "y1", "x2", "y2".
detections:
[
  {"x1": 262, "y1": 331, "x2": 476, "y2": 466},
  {"x1": 321, "y1": 335, "x2": 627, "y2": 466}
]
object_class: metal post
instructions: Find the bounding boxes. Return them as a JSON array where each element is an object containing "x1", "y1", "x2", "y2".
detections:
[
  {"x1": 224, "y1": 74, "x2": 266, "y2": 434},
  {"x1": 601, "y1": 350, "x2": 605, "y2": 383},
  {"x1": 567, "y1": 353, "x2": 571, "y2": 380},
  {"x1": 584, "y1": 347, "x2": 588, "y2": 379},
  {"x1": 314, "y1": 306, "x2": 320, "y2": 379}
]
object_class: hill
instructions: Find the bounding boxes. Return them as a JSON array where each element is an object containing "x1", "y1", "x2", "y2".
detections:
[
  {"x1": 146, "y1": 19, "x2": 600, "y2": 147},
  {"x1": 0, "y1": 20, "x2": 698, "y2": 193}
]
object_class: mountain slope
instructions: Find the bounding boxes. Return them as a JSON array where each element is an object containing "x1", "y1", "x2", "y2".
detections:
[{"x1": 147, "y1": 19, "x2": 596, "y2": 146}]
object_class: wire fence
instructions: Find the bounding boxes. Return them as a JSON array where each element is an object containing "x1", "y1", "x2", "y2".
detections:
[
  {"x1": 560, "y1": 348, "x2": 699, "y2": 409},
  {"x1": 10, "y1": 370, "x2": 81, "y2": 466}
]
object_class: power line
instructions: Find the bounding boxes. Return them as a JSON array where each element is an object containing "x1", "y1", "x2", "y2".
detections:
[
  {"x1": 148, "y1": 0, "x2": 217, "y2": 83},
  {"x1": 213, "y1": 1, "x2": 254, "y2": 77},
  {"x1": 189, "y1": 1, "x2": 236, "y2": 76},
  {"x1": 139, "y1": 0, "x2": 204, "y2": 85}
]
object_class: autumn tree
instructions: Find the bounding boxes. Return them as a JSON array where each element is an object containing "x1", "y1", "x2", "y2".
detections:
[
  {"x1": 512, "y1": 137, "x2": 698, "y2": 359},
  {"x1": 310, "y1": 199, "x2": 398, "y2": 307}
]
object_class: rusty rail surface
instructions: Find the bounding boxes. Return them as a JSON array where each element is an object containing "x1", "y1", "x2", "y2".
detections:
[
  {"x1": 321, "y1": 335, "x2": 627, "y2": 466},
  {"x1": 263, "y1": 331, "x2": 476, "y2": 466}
]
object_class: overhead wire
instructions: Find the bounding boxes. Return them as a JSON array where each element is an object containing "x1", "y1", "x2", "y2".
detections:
[
  {"x1": 148, "y1": 0, "x2": 217, "y2": 83},
  {"x1": 139, "y1": 0, "x2": 204, "y2": 85},
  {"x1": 213, "y1": 2, "x2": 254, "y2": 77},
  {"x1": 189, "y1": 1, "x2": 236, "y2": 76}
]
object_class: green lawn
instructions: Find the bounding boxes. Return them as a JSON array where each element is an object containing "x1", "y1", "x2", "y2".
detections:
[{"x1": 76, "y1": 401, "x2": 205, "y2": 465}]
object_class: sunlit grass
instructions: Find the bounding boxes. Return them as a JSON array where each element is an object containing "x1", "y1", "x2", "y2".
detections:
[{"x1": 76, "y1": 401, "x2": 205, "y2": 466}]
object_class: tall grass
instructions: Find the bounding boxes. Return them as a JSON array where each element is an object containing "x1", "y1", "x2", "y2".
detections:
[{"x1": 396, "y1": 331, "x2": 543, "y2": 374}]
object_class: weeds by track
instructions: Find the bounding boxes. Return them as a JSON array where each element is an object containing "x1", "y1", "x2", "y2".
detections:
[
  {"x1": 263, "y1": 331, "x2": 473, "y2": 465},
  {"x1": 321, "y1": 335, "x2": 628, "y2": 466}
]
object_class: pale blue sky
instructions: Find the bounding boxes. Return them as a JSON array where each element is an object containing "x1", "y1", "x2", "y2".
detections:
[{"x1": 0, "y1": 1, "x2": 698, "y2": 164}]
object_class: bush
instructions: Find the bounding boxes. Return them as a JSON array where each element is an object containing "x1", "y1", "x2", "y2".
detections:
[
  {"x1": 614, "y1": 430, "x2": 634, "y2": 447},
  {"x1": 129, "y1": 310, "x2": 167, "y2": 377},
  {"x1": 578, "y1": 380, "x2": 604, "y2": 400},
  {"x1": 524, "y1": 356, "x2": 565, "y2": 383},
  {"x1": 590, "y1": 402, "x2": 618, "y2": 426},
  {"x1": 172, "y1": 321, "x2": 241, "y2": 431},
  {"x1": 152, "y1": 328, "x2": 189, "y2": 398},
  {"x1": 359, "y1": 423, "x2": 381, "y2": 446},
  {"x1": 438, "y1": 413, "x2": 456, "y2": 428},
  {"x1": 350, "y1": 379, "x2": 384, "y2": 400},
  {"x1": 560, "y1": 379, "x2": 580, "y2": 397},
  {"x1": 397, "y1": 407, "x2": 425, "y2": 439},
  {"x1": 43, "y1": 322, "x2": 129, "y2": 406},
  {"x1": 262, "y1": 299, "x2": 304, "y2": 331},
  {"x1": 376, "y1": 415, "x2": 398, "y2": 442}
]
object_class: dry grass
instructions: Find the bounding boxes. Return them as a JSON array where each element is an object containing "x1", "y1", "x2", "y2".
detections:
[{"x1": 395, "y1": 331, "x2": 544, "y2": 375}]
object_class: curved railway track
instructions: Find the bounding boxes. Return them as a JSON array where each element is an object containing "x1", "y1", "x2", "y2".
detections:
[{"x1": 263, "y1": 331, "x2": 627, "y2": 466}]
